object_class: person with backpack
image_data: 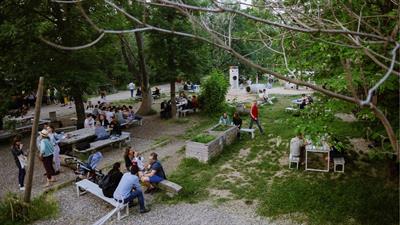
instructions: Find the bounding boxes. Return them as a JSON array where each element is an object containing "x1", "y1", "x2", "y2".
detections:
[{"x1": 100, "y1": 162, "x2": 123, "y2": 198}]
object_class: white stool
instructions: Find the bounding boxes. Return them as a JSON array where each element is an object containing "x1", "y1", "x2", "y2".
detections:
[
  {"x1": 289, "y1": 155, "x2": 300, "y2": 169},
  {"x1": 333, "y1": 157, "x2": 345, "y2": 172}
]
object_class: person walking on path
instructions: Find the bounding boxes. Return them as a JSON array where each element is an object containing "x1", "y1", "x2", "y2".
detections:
[
  {"x1": 128, "y1": 82, "x2": 135, "y2": 98},
  {"x1": 11, "y1": 136, "x2": 27, "y2": 191},
  {"x1": 249, "y1": 101, "x2": 264, "y2": 134},
  {"x1": 39, "y1": 129, "x2": 57, "y2": 187}
]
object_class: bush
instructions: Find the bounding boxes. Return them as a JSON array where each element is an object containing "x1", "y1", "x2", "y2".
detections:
[
  {"x1": 191, "y1": 134, "x2": 216, "y2": 143},
  {"x1": 199, "y1": 70, "x2": 229, "y2": 114},
  {"x1": 0, "y1": 193, "x2": 58, "y2": 225}
]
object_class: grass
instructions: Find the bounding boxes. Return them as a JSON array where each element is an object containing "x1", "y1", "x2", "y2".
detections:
[
  {"x1": 158, "y1": 95, "x2": 399, "y2": 225},
  {"x1": 191, "y1": 134, "x2": 216, "y2": 143},
  {"x1": 0, "y1": 193, "x2": 58, "y2": 225},
  {"x1": 111, "y1": 98, "x2": 140, "y2": 106}
]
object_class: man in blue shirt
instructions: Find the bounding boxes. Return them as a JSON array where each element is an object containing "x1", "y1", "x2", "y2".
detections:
[
  {"x1": 141, "y1": 152, "x2": 166, "y2": 194},
  {"x1": 113, "y1": 165, "x2": 150, "y2": 213}
]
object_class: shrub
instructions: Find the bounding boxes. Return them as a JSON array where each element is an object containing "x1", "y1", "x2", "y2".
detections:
[
  {"x1": 0, "y1": 193, "x2": 58, "y2": 225},
  {"x1": 191, "y1": 134, "x2": 216, "y2": 143},
  {"x1": 199, "y1": 70, "x2": 229, "y2": 114}
]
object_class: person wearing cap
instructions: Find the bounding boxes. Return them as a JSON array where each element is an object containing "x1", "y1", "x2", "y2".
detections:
[{"x1": 39, "y1": 129, "x2": 56, "y2": 187}]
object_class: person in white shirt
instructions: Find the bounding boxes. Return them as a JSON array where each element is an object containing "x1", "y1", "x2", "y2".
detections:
[
  {"x1": 84, "y1": 114, "x2": 95, "y2": 129},
  {"x1": 290, "y1": 132, "x2": 307, "y2": 164},
  {"x1": 128, "y1": 82, "x2": 135, "y2": 98}
]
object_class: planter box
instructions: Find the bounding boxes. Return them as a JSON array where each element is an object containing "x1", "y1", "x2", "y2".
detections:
[{"x1": 186, "y1": 124, "x2": 238, "y2": 162}]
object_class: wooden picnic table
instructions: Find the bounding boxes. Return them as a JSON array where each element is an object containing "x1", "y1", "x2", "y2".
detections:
[
  {"x1": 10, "y1": 115, "x2": 34, "y2": 123},
  {"x1": 59, "y1": 128, "x2": 96, "y2": 146}
]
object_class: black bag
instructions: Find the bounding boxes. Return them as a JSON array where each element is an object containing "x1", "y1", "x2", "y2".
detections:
[
  {"x1": 98, "y1": 174, "x2": 111, "y2": 189},
  {"x1": 76, "y1": 142, "x2": 90, "y2": 150}
]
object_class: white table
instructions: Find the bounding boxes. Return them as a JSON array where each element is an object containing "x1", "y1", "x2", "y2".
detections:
[{"x1": 305, "y1": 143, "x2": 330, "y2": 172}]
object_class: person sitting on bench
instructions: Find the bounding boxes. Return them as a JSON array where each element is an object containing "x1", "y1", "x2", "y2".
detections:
[
  {"x1": 110, "y1": 116, "x2": 122, "y2": 136},
  {"x1": 128, "y1": 106, "x2": 142, "y2": 121},
  {"x1": 95, "y1": 122, "x2": 110, "y2": 141},
  {"x1": 152, "y1": 87, "x2": 160, "y2": 97},
  {"x1": 290, "y1": 132, "x2": 307, "y2": 164},
  {"x1": 141, "y1": 152, "x2": 166, "y2": 194},
  {"x1": 113, "y1": 165, "x2": 150, "y2": 213},
  {"x1": 136, "y1": 87, "x2": 142, "y2": 97},
  {"x1": 84, "y1": 114, "x2": 95, "y2": 129},
  {"x1": 100, "y1": 162, "x2": 123, "y2": 198}
]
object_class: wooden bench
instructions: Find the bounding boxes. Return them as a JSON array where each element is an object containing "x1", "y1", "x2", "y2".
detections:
[
  {"x1": 240, "y1": 128, "x2": 255, "y2": 139},
  {"x1": 73, "y1": 132, "x2": 131, "y2": 154},
  {"x1": 157, "y1": 180, "x2": 183, "y2": 197},
  {"x1": 76, "y1": 179, "x2": 129, "y2": 221}
]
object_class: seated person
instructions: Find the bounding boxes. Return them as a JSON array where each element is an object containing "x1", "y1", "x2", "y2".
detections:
[
  {"x1": 128, "y1": 106, "x2": 142, "y2": 121},
  {"x1": 219, "y1": 112, "x2": 231, "y2": 125},
  {"x1": 136, "y1": 87, "x2": 142, "y2": 97},
  {"x1": 160, "y1": 101, "x2": 172, "y2": 119},
  {"x1": 94, "y1": 123, "x2": 110, "y2": 141},
  {"x1": 290, "y1": 132, "x2": 307, "y2": 164},
  {"x1": 98, "y1": 114, "x2": 109, "y2": 128},
  {"x1": 123, "y1": 147, "x2": 134, "y2": 171},
  {"x1": 152, "y1": 87, "x2": 160, "y2": 96},
  {"x1": 133, "y1": 150, "x2": 145, "y2": 176},
  {"x1": 141, "y1": 152, "x2": 166, "y2": 194},
  {"x1": 100, "y1": 162, "x2": 123, "y2": 198},
  {"x1": 115, "y1": 108, "x2": 126, "y2": 125},
  {"x1": 113, "y1": 165, "x2": 150, "y2": 213},
  {"x1": 84, "y1": 114, "x2": 95, "y2": 129},
  {"x1": 191, "y1": 95, "x2": 199, "y2": 111},
  {"x1": 260, "y1": 89, "x2": 273, "y2": 104},
  {"x1": 110, "y1": 116, "x2": 122, "y2": 136}
]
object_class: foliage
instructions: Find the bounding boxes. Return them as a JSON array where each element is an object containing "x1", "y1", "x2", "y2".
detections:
[
  {"x1": 198, "y1": 70, "x2": 229, "y2": 114},
  {"x1": 2, "y1": 116, "x2": 17, "y2": 131},
  {"x1": 0, "y1": 193, "x2": 58, "y2": 225},
  {"x1": 191, "y1": 134, "x2": 216, "y2": 143},
  {"x1": 157, "y1": 96, "x2": 398, "y2": 224},
  {"x1": 211, "y1": 124, "x2": 232, "y2": 132}
]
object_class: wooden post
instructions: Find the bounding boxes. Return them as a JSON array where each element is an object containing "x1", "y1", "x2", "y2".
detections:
[{"x1": 24, "y1": 77, "x2": 44, "y2": 203}]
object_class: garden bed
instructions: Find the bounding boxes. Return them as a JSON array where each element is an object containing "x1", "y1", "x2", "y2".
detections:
[{"x1": 186, "y1": 124, "x2": 237, "y2": 162}]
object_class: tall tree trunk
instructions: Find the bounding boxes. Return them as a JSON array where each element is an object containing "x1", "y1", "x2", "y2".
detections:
[
  {"x1": 119, "y1": 34, "x2": 141, "y2": 84},
  {"x1": 170, "y1": 80, "x2": 176, "y2": 118},
  {"x1": 134, "y1": 31, "x2": 152, "y2": 115},
  {"x1": 72, "y1": 91, "x2": 85, "y2": 129}
]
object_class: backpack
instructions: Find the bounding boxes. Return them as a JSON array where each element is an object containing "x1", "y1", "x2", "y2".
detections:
[{"x1": 98, "y1": 174, "x2": 111, "y2": 189}]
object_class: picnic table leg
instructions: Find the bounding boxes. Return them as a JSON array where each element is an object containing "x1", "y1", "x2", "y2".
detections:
[
  {"x1": 76, "y1": 185, "x2": 80, "y2": 197},
  {"x1": 305, "y1": 150, "x2": 308, "y2": 171},
  {"x1": 251, "y1": 131, "x2": 255, "y2": 139}
]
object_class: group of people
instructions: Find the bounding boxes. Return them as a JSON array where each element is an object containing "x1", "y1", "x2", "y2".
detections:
[
  {"x1": 11, "y1": 123, "x2": 63, "y2": 190},
  {"x1": 85, "y1": 104, "x2": 142, "y2": 136},
  {"x1": 298, "y1": 94, "x2": 313, "y2": 109},
  {"x1": 160, "y1": 92, "x2": 198, "y2": 119},
  {"x1": 99, "y1": 148, "x2": 166, "y2": 213},
  {"x1": 219, "y1": 101, "x2": 264, "y2": 138}
]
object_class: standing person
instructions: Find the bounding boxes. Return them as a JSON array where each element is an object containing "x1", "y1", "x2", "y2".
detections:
[
  {"x1": 128, "y1": 82, "x2": 135, "y2": 98},
  {"x1": 113, "y1": 165, "x2": 150, "y2": 213},
  {"x1": 232, "y1": 112, "x2": 242, "y2": 139},
  {"x1": 39, "y1": 129, "x2": 56, "y2": 187},
  {"x1": 11, "y1": 136, "x2": 27, "y2": 191},
  {"x1": 48, "y1": 125, "x2": 61, "y2": 175},
  {"x1": 249, "y1": 101, "x2": 264, "y2": 134},
  {"x1": 101, "y1": 162, "x2": 123, "y2": 198},
  {"x1": 141, "y1": 152, "x2": 166, "y2": 194}
]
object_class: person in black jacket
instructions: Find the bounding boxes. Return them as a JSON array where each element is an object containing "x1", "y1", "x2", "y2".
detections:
[
  {"x1": 11, "y1": 136, "x2": 27, "y2": 191},
  {"x1": 101, "y1": 162, "x2": 123, "y2": 198},
  {"x1": 232, "y1": 112, "x2": 242, "y2": 139},
  {"x1": 110, "y1": 116, "x2": 122, "y2": 136},
  {"x1": 123, "y1": 147, "x2": 134, "y2": 171}
]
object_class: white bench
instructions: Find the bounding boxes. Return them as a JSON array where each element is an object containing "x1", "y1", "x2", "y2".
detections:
[
  {"x1": 179, "y1": 109, "x2": 195, "y2": 117},
  {"x1": 121, "y1": 119, "x2": 142, "y2": 127},
  {"x1": 73, "y1": 132, "x2": 131, "y2": 154},
  {"x1": 333, "y1": 157, "x2": 345, "y2": 172},
  {"x1": 285, "y1": 107, "x2": 298, "y2": 112},
  {"x1": 240, "y1": 128, "x2": 255, "y2": 139},
  {"x1": 76, "y1": 179, "x2": 129, "y2": 221},
  {"x1": 289, "y1": 155, "x2": 300, "y2": 169}
]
